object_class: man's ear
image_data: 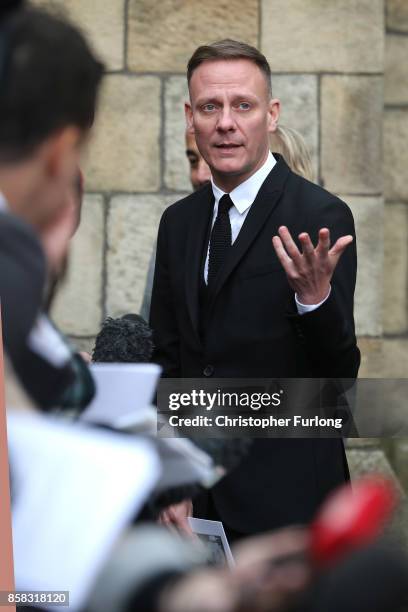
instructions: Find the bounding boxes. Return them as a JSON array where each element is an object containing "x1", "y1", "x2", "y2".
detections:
[
  {"x1": 185, "y1": 102, "x2": 195, "y2": 134},
  {"x1": 267, "y1": 98, "x2": 280, "y2": 134},
  {"x1": 44, "y1": 126, "x2": 82, "y2": 178}
]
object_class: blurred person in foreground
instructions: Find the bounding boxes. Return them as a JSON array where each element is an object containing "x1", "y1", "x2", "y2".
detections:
[{"x1": 0, "y1": 0, "x2": 103, "y2": 410}]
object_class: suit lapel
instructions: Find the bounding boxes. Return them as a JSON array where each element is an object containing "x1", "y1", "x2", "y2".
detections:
[
  {"x1": 206, "y1": 156, "x2": 290, "y2": 311},
  {"x1": 184, "y1": 183, "x2": 214, "y2": 342}
]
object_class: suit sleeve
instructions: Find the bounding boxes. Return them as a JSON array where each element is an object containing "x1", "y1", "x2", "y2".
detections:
[
  {"x1": 150, "y1": 210, "x2": 181, "y2": 377},
  {"x1": 289, "y1": 198, "x2": 361, "y2": 378}
]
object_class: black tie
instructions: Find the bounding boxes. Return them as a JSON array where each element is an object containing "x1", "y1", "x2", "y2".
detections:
[{"x1": 208, "y1": 193, "x2": 233, "y2": 286}]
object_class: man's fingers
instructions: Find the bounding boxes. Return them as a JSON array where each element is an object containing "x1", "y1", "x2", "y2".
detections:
[
  {"x1": 316, "y1": 228, "x2": 330, "y2": 255},
  {"x1": 298, "y1": 233, "x2": 315, "y2": 261},
  {"x1": 329, "y1": 235, "x2": 353, "y2": 258},
  {"x1": 272, "y1": 235, "x2": 291, "y2": 266},
  {"x1": 278, "y1": 226, "x2": 302, "y2": 264}
]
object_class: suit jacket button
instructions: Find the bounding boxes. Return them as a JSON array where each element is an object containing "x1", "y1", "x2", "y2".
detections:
[{"x1": 203, "y1": 365, "x2": 214, "y2": 377}]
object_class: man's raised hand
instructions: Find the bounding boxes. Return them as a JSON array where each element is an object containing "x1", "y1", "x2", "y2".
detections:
[{"x1": 272, "y1": 226, "x2": 353, "y2": 305}]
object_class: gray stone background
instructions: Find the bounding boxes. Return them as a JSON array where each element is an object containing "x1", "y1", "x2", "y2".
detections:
[{"x1": 34, "y1": 1, "x2": 408, "y2": 493}]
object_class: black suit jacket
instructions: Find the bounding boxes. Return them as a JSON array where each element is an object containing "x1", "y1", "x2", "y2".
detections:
[
  {"x1": 0, "y1": 211, "x2": 94, "y2": 411},
  {"x1": 151, "y1": 156, "x2": 360, "y2": 533}
]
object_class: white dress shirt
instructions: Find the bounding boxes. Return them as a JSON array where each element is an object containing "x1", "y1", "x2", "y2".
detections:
[{"x1": 205, "y1": 151, "x2": 330, "y2": 314}]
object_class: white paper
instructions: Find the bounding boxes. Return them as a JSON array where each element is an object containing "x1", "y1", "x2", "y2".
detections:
[
  {"x1": 188, "y1": 517, "x2": 235, "y2": 569},
  {"x1": 8, "y1": 411, "x2": 161, "y2": 611},
  {"x1": 81, "y1": 363, "x2": 161, "y2": 427}
]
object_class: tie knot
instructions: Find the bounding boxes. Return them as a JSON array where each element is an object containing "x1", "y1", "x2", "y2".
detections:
[{"x1": 218, "y1": 194, "x2": 234, "y2": 215}]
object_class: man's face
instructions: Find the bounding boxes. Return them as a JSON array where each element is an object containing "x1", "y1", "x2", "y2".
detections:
[
  {"x1": 185, "y1": 131, "x2": 211, "y2": 190},
  {"x1": 186, "y1": 59, "x2": 279, "y2": 191}
]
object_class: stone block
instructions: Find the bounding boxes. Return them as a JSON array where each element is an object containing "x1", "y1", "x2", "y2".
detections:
[
  {"x1": 262, "y1": 0, "x2": 383, "y2": 73},
  {"x1": 387, "y1": 0, "x2": 408, "y2": 32},
  {"x1": 384, "y1": 110, "x2": 408, "y2": 200},
  {"x1": 272, "y1": 75, "x2": 318, "y2": 175},
  {"x1": 343, "y1": 196, "x2": 384, "y2": 336},
  {"x1": 381, "y1": 339, "x2": 408, "y2": 377},
  {"x1": 358, "y1": 338, "x2": 408, "y2": 377},
  {"x1": 51, "y1": 195, "x2": 104, "y2": 336},
  {"x1": 164, "y1": 77, "x2": 191, "y2": 192},
  {"x1": 127, "y1": 0, "x2": 258, "y2": 73},
  {"x1": 322, "y1": 77, "x2": 383, "y2": 194},
  {"x1": 106, "y1": 194, "x2": 189, "y2": 317},
  {"x1": 358, "y1": 338, "x2": 385, "y2": 377},
  {"x1": 33, "y1": 0, "x2": 124, "y2": 70},
  {"x1": 83, "y1": 75, "x2": 161, "y2": 193},
  {"x1": 385, "y1": 35, "x2": 408, "y2": 105},
  {"x1": 346, "y1": 448, "x2": 402, "y2": 485},
  {"x1": 383, "y1": 203, "x2": 408, "y2": 334}
]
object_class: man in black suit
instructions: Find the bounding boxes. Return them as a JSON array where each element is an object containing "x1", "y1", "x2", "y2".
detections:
[{"x1": 151, "y1": 39, "x2": 360, "y2": 540}]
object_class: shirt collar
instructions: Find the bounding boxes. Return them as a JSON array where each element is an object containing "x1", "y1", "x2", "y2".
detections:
[{"x1": 211, "y1": 151, "x2": 276, "y2": 214}]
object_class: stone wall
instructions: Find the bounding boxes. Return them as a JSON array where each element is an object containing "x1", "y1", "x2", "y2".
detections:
[
  {"x1": 381, "y1": 0, "x2": 408, "y2": 491},
  {"x1": 383, "y1": 0, "x2": 408, "y2": 342},
  {"x1": 36, "y1": 1, "x2": 406, "y2": 376}
]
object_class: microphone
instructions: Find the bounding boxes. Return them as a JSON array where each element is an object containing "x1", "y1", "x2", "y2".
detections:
[
  {"x1": 92, "y1": 314, "x2": 154, "y2": 364},
  {"x1": 310, "y1": 476, "x2": 398, "y2": 566}
]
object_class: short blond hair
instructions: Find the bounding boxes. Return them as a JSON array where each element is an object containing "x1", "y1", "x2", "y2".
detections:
[
  {"x1": 270, "y1": 125, "x2": 315, "y2": 182},
  {"x1": 187, "y1": 39, "x2": 272, "y2": 97}
]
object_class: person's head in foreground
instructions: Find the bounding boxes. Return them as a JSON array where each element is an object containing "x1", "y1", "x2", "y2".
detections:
[
  {"x1": 185, "y1": 39, "x2": 280, "y2": 193},
  {"x1": 0, "y1": 2, "x2": 103, "y2": 235},
  {"x1": 92, "y1": 314, "x2": 154, "y2": 363},
  {"x1": 0, "y1": 1, "x2": 103, "y2": 410}
]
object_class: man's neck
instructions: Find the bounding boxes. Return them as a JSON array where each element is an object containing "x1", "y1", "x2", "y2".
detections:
[{"x1": 211, "y1": 149, "x2": 270, "y2": 193}]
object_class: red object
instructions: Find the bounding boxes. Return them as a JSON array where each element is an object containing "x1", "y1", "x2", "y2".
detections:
[{"x1": 310, "y1": 476, "x2": 398, "y2": 567}]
